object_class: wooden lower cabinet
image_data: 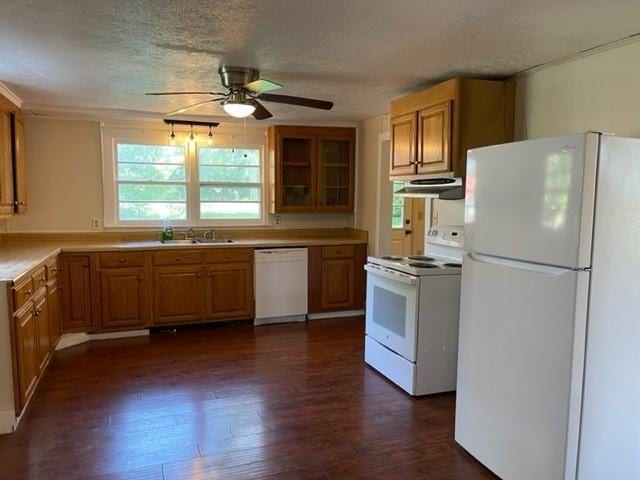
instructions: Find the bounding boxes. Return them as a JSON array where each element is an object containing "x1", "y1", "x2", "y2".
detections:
[
  {"x1": 60, "y1": 255, "x2": 93, "y2": 332},
  {"x1": 153, "y1": 265, "x2": 204, "y2": 325},
  {"x1": 99, "y1": 268, "x2": 149, "y2": 329},
  {"x1": 205, "y1": 263, "x2": 253, "y2": 321},
  {"x1": 308, "y1": 244, "x2": 366, "y2": 314},
  {"x1": 47, "y1": 280, "x2": 61, "y2": 348},
  {"x1": 13, "y1": 303, "x2": 38, "y2": 410},
  {"x1": 33, "y1": 291, "x2": 50, "y2": 371}
]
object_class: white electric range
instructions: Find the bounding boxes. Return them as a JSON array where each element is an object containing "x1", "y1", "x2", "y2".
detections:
[{"x1": 364, "y1": 225, "x2": 464, "y2": 396}]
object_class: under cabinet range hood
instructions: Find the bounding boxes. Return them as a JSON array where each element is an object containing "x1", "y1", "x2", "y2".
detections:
[{"x1": 393, "y1": 177, "x2": 464, "y2": 200}]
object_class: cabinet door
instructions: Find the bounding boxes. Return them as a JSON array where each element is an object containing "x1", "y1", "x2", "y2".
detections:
[
  {"x1": 47, "y1": 280, "x2": 61, "y2": 349},
  {"x1": 205, "y1": 263, "x2": 253, "y2": 321},
  {"x1": 390, "y1": 113, "x2": 417, "y2": 177},
  {"x1": 99, "y1": 268, "x2": 149, "y2": 329},
  {"x1": 60, "y1": 255, "x2": 93, "y2": 332},
  {"x1": 417, "y1": 101, "x2": 451, "y2": 175},
  {"x1": 153, "y1": 266, "x2": 204, "y2": 325},
  {"x1": 11, "y1": 114, "x2": 27, "y2": 214},
  {"x1": 0, "y1": 110, "x2": 14, "y2": 216},
  {"x1": 317, "y1": 135, "x2": 355, "y2": 211},
  {"x1": 321, "y1": 258, "x2": 355, "y2": 311},
  {"x1": 14, "y1": 303, "x2": 38, "y2": 410},
  {"x1": 33, "y1": 292, "x2": 50, "y2": 372},
  {"x1": 277, "y1": 133, "x2": 317, "y2": 212}
]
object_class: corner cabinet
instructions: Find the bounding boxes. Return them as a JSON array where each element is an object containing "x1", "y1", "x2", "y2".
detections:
[
  {"x1": 389, "y1": 78, "x2": 514, "y2": 179},
  {"x1": 268, "y1": 126, "x2": 356, "y2": 213},
  {"x1": 0, "y1": 92, "x2": 27, "y2": 217}
]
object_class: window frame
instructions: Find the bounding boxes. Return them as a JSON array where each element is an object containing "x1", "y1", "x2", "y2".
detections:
[{"x1": 102, "y1": 125, "x2": 267, "y2": 228}]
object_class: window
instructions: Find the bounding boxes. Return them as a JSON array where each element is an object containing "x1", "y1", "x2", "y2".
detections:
[
  {"x1": 198, "y1": 147, "x2": 261, "y2": 220},
  {"x1": 104, "y1": 130, "x2": 265, "y2": 227},
  {"x1": 116, "y1": 143, "x2": 188, "y2": 221},
  {"x1": 391, "y1": 181, "x2": 405, "y2": 228}
]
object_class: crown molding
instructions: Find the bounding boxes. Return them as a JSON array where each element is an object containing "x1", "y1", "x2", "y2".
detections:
[
  {"x1": 21, "y1": 103, "x2": 359, "y2": 128},
  {"x1": 0, "y1": 82, "x2": 23, "y2": 107}
]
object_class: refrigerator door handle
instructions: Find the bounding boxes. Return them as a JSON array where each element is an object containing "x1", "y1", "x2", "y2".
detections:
[{"x1": 466, "y1": 252, "x2": 577, "y2": 277}]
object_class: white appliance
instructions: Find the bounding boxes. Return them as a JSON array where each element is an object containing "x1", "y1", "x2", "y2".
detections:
[
  {"x1": 364, "y1": 225, "x2": 463, "y2": 395},
  {"x1": 254, "y1": 248, "x2": 308, "y2": 325},
  {"x1": 456, "y1": 133, "x2": 640, "y2": 480}
]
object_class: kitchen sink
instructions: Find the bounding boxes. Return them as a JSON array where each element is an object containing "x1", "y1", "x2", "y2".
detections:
[
  {"x1": 160, "y1": 239, "x2": 198, "y2": 245},
  {"x1": 195, "y1": 238, "x2": 235, "y2": 244}
]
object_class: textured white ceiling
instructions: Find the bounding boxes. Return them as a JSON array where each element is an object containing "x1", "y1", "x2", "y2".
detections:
[{"x1": 1, "y1": 0, "x2": 639, "y2": 123}]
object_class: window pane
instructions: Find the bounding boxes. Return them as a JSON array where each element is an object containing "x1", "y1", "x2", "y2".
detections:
[
  {"x1": 392, "y1": 206, "x2": 404, "y2": 229},
  {"x1": 117, "y1": 144, "x2": 185, "y2": 164},
  {"x1": 118, "y1": 163, "x2": 186, "y2": 182},
  {"x1": 201, "y1": 202, "x2": 260, "y2": 219},
  {"x1": 391, "y1": 181, "x2": 405, "y2": 228},
  {"x1": 199, "y1": 147, "x2": 260, "y2": 166},
  {"x1": 119, "y1": 202, "x2": 186, "y2": 221},
  {"x1": 199, "y1": 165, "x2": 260, "y2": 183},
  {"x1": 119, "y1": 184, "x2": 186, "y2": 202},
  {"x1": 200, "y1": 186, "x2": 260, "y2": 202}
]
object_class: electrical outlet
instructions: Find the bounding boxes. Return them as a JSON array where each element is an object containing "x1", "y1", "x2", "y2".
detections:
[
  {"x1": 274, "y1": 215, "x2": 282, "y2": 225},
  {"x1": 91, "y1": 218, "x2": 101, "y2": 230}
]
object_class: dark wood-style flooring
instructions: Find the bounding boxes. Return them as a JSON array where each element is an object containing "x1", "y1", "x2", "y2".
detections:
[{"x1": 0, "y1": 317, "x2": 496, "y2": 479}]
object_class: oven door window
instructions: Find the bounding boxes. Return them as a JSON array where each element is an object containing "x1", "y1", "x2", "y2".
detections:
[{"x1": 365, "y1": 270, "x2": 419, "y2": 362}]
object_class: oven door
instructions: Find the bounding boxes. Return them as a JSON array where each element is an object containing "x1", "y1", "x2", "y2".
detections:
[{"x1": 365, "y1": 264, "x2": 420, "y2": 362}]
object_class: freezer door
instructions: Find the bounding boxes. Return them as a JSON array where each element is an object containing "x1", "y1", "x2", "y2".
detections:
[
  {"x1": 455, "y1": 253, "x2": 589, "y2": 480},
  {"x1": 465, "y1": 133, "x2": 598, "y2": 268}
]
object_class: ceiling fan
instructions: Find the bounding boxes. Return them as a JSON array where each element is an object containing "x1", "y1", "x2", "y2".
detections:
[{"x1": 146, "y1": 66, "x2": 334, "y2": 120}]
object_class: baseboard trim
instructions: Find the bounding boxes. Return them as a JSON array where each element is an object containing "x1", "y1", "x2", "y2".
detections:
[
  {"x1": 254, "y1": 314, "x2": 307, "y2": 326},
  {"x1": 0, "y1": 409, "x2": 16, "y2": 435},
  {"x1": 56, "y1": 329, "x2": 150, "y2": 350},
  {"x1": 307, "y1": 309, "x2": 364, "y2": 320}
]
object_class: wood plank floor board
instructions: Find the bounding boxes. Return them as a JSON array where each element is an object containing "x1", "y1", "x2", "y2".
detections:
[{"x1": 0, "y1": 317, "x2": 496, "y2": 479}]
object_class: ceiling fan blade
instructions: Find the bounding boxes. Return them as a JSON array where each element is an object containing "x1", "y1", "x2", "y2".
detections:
[
  {"x1": 248, "y1": 99, "x2": 273, "y2": 120},
  {"x1": 258, "y1": 93, "x2": 333, "y2": 110},
  {"x1": 146, "y1": 91, "x2": 218, "y2": 96},
  {"x1": 166, "y1": 98, "x2": 224, "y2": 116},
  {"x1": 243, "y1": 78, "x2": 283, "y2": 94}
]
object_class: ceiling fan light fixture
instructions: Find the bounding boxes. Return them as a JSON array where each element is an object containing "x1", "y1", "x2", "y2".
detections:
[{"x1": 223, "y1": 100, "x2": 256, "y2": 118}]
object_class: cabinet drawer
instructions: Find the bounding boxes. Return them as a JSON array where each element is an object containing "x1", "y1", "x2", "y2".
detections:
[
  {"x1": 99, "y1": 252, "x2": 146, "y2": 269},
  {"x1": 32, "y1": 266, "x2": 47, "y2": 291},
  {"x1": 204, "y1": 248, "x2": 253, "y2": 264},
  {"x1": 45, "y1": 259, "x2": 59, "y2": 281},
  {"x1": 321, "y1": 245, "x2": 355, "y2": 258},
  {"x1": 13, "y1": 277, "x2": 35, "y2": 311},
  {"x1": 152, "y1": 250, "x2": 202, "y2": 266}
]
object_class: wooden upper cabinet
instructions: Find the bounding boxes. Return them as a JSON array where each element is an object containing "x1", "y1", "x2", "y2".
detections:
[
  {"x1": 317, "y1": 135, "x2": 355, "y2": 211},
  {"x1": 153, "y1": 265, "x2": 204, "y2": 325},
  {"x1": 11, "y1": 114, "x2": 26, "y2": 214},
  {"x1": 60, "y1": 255, "x2": 94, "y2": 332},
  {"x1": 204, "y1": 263, "x2": 253, "y2": 321},
  {"x1": 390, "y1": 113, "x2": 417, "y2": 177},
  {"x1": 389, "y1": 78, "x2": 514, "y2": 179},
  {"x1": 99, "y1": 268, "x2": 149, "y2": 330},
  {"x1": 269, "y1": 126, "x2": 356, "y2": 213},
  {"x1": 0, "y1": 109, "x2": 15, "y2": 216},
  {"x1": 417, "y1": 101, "x2": 451, "y2": 175}
]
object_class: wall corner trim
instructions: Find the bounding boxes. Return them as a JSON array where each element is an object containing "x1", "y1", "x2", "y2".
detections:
[{"x1": 0, "y1": 82, "x2": 23, "y2": 108}]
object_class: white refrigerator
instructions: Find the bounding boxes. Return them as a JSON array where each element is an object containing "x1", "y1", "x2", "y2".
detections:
[{"x1": 455, "y1": 132, "x2": 640, "y2": 480}]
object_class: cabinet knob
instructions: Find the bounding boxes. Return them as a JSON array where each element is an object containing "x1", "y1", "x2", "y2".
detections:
[
  {"x1": 137, "y1": 276, "x2": 143, "y2": 281},
  {"x1": 175, "y1": 257, "x2": 181, "y2": 262},
  {"x1": 196, "y1": 273, "x2": 202, "y2": 278},
  {"x1": 119, "y1": 258, "x2": 125, "y2": 263},
  {"x1": 226, "y1": 254, "x2": 231, "y2": 259},
  {"x1": 25, "y1": 289, "x2": 32, "y2": 296}
]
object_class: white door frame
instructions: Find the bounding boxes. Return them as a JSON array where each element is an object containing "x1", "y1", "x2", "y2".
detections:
[{"x1": 374, "y1": 131, "x2": 392, "y2": 256}]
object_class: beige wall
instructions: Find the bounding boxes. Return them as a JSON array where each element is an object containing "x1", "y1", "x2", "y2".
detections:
[
  {"x1": 6, "y1": 117, "x2": 103, "y2": 232},
  {"x1": 515, "y1": 38, "x2": 640, "y2": 140},
  {"x1": 355, "y1": 114, "x2": 390, "y2": 255},
  {"x1": 4, "y1": 117, "x2": 353, "y2": 232}
]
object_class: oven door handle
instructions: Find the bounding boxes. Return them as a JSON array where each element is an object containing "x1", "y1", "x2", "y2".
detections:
[{"x1": 364, "y1": 264, "x2": 418, "y2": 285}]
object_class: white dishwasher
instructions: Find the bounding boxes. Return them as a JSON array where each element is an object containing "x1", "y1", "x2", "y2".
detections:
[{"x1": 254, "y1": 248, "x2": 308, "y2": 326}]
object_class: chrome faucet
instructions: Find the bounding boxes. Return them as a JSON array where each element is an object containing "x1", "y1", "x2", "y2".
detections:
[
  {"x1": 203, "y1": 229, "x2": 216, "y2": 240},
  {"x1": 185, "y1": 228, "x2": 197, "y2": 240}
]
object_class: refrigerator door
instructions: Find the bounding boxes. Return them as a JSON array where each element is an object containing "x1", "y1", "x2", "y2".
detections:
[
  {"x1": 455, "y1": 253, "x2": 589, "y2": 480},
  {"x1": 465, "y1": 133, "x2": 599, "y2": 268}
]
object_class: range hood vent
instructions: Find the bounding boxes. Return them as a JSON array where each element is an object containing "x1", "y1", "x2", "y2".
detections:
[{"x1": 394, "y1": 178, "x2": 464, "y2": 200}]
